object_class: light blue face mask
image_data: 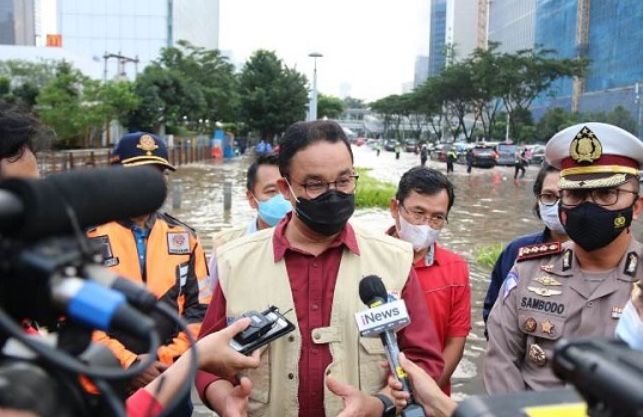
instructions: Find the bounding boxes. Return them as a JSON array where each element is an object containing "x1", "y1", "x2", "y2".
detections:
[
  {"x1": 615, "y1": 301, "x2": 643, "y2": 351},
  {"x1": 256, "y1": 193, "x2": 292, "y2": 227}
]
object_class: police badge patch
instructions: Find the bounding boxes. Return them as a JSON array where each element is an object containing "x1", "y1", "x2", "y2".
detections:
[
  {"x1": 167, "y1": 232, "x2": 190, "y2": 254},
  {"x1": 90, "y1": 235, "x2": 119, "y2": 267}
]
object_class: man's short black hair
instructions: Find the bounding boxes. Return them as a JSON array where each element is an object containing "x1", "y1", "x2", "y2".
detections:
[
  {"x1": 278, "y1": 120, "x2": 353, "y2": 178},
  {"x1": 532, "y1": 162, "x2": 560, "y2": 219},
  {"x1": 0, "y1": 108, "x2": 40, "y2": 161},
  {"x1": 395, "y1": 167, "x2": 455, "y2": 213},
  {"x1": 247, "y1": 153, "x2": 279, "y2": 192}
]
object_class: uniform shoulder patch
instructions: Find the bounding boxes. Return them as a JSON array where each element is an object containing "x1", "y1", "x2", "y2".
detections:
[
  {"x1": 624, "y1": 251, "x2": 639, "y2": 277},
  {"x1": 516, "y1": 242, "x2": 562, "y2": 262},
  {"x1": 160, "y1": 212, "x2": 197, "y2": 235}
]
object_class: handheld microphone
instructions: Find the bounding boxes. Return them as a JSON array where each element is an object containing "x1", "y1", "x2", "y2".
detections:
[
  {"x1": 357, "y1": 275, "x2": 426, "y2": 417},
  {"x1": 52, "y1": 276, "x2": 155, "y2": 337}
]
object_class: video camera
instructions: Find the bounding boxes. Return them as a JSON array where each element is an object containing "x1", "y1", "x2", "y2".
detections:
[
  {"x1": 553, "y1": 338, "x2": 643, "y2": 417},
  {"x1": 0, "y1": 166, "x2": 197, "y2": 417}
]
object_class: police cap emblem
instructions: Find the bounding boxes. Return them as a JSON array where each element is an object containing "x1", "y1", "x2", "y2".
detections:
[
  {"x1": 569, "y1": 126, "x2": 602, "y2": 164},
  {"x1": 137, "y1": 134, "x2": 159, "y2": 156}
]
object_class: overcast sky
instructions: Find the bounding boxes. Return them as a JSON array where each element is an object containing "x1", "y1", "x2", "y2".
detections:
[
  {"x1": 42, "y1": 0, "x2": 430, "y2": 102},
  {"x1": 219, "y1": 0, "x2": 430, "y2": 102}
]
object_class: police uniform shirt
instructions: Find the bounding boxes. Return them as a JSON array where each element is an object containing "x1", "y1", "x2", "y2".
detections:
[{"x1": 483, "y1": 239, "x2": 641, "y2": 393}]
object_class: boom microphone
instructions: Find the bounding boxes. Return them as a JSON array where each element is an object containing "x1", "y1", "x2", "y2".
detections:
[
  {"x1": 0, "y1": 166, "x2": 166, "y2": 241},
  {"x1": 357, "y1": 275, "x2": 426, "y2": 417}
]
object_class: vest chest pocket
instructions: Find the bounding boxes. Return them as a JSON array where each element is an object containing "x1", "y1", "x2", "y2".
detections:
[
  {"x1": 517, "y1": 312, "x2": 566, "y2": 342},
  {"x1": 243, "y1": 346, "x2": 271, "y2": 414},
  {"x1": 358, "y1": 337, "x2": 387, "y2": 395}
]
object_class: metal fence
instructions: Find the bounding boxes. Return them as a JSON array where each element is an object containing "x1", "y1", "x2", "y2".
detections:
[{"x1": 37, "y1": 144, "x2": 213, "y2": 175}]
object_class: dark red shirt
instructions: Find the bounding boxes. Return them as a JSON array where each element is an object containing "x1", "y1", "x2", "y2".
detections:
[{"x1": 196, "y1": 217, "x2": 444, "y2": 417}]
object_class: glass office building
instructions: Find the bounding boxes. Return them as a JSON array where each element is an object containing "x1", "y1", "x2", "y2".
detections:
[
  {"x1": 428, "y1": 0, "x2": 446, "y2": 77},
  {"x1": 487, "y1": 0, "x2": 535, "y2": 53},
  {"x1": 57, "y1": 0, "x2": 219, "y2": 79},
  {"x1": 0, "y1": 0, "x2": 35, "y2": 45},
  {"x1": 533, "y1": 0, "x2": 643, "y2": 117}
]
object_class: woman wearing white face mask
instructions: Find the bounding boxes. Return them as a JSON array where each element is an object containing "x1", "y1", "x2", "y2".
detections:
[
  {"x1": 388, "y1": 167, "x2": 471, "y2": 397},
  {"x1": 482, "y1": 163, "x2": 569, "y2": 337}
]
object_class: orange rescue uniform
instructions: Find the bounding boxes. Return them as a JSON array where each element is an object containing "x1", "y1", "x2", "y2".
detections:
[{"x1": 87, "y1": 212, "x2": 210, "y2": 367}]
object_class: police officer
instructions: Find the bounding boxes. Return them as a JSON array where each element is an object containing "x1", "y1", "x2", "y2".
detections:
[
  {"x1": 446, "y1": 147, "x2": 457, "y2": 173},
  {"x1": 88, "y1": 132, "x2": 209, "y2": 394},
  {"x1": 484, "y1": 123, "x2": 643, "y2": 393}
]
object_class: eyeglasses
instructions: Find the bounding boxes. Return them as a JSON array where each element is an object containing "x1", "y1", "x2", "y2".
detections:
[
  {"x1": 560, "y1": 187, "x2": 639, "y2": 207},
  {"x1": 294, "y1": 174, "x2": 359, "y2": 198},
  {"x1": 537, "y1": 192, "x2": 559, "y2": 206},
  {"x1": 399, "y1": 204, "x2": 448, "y2": 228}
]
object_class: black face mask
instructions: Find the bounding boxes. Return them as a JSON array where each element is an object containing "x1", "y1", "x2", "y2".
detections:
[
  {"x1": 295, "y1": 190, "x2": 355, "y2": 236},
  {"x1": 559, "y1": 201, "x2": 633, "y2": 252}
]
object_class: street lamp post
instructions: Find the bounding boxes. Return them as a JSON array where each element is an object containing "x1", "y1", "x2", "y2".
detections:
[{"x1": 308, "y1": 52, "x2": 323, "y2": 121}]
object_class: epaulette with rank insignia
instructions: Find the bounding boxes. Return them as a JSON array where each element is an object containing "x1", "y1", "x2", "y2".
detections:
[
  {"x1": 160, "y1": 212, "x2": 197, "y2": 235},
  {"x1": 516, "y1": 242, "x2": 562, "y2": 262}
]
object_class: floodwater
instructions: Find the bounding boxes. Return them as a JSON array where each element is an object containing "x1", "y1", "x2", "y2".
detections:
[{"x1": 171, "y1": 145, "x2": 642, "y2": 411}]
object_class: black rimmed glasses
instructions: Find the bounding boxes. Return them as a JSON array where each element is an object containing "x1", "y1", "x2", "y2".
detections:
[
  {"x1": 294, "y1": 174, "x2": 359, "y2": 199},
  {"x1": 398, "y1": 204, "x2": 448, "y2": 228},
  {"x1": 560, "y1": 187, "x2": 638, "y2": 207}
]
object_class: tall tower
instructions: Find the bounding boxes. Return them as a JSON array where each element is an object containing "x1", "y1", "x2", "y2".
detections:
[
  {"x1": 0, "y1": 0, "x2": 35, "y2": 45},
  {"x1": 428, "y1": 0, "x2": 447, "y2": 77}
]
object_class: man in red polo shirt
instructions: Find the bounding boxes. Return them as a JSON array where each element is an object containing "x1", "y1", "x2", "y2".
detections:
[
  {"x1": 389, "y1": 166, "x2": 471, "y2": 395},
  {"x1": 195, "y1": 121, "x2": 444, "y2": 417}
]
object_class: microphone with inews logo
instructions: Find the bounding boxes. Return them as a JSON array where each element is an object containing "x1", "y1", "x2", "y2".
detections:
[{"x1": 356, "y1": 275, "x2": 426, "y2": 417}]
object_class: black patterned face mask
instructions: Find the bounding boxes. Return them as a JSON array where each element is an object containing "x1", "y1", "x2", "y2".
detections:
[
  {"x1": 559, "y1": 201, "x2": 633, "y2": 251},
  {"x1": 294, "y1": 190, "x2": 355, "y2": 236}
]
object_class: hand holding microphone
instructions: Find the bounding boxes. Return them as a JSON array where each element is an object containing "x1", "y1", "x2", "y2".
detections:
[{"x1": 356, "y1": 275, "x2": 426, "y2": 417}]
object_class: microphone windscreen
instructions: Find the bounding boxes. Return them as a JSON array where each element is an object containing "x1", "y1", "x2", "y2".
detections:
[
  {"x1": 0, "y1": 166, "x2": 167, "y2": 240},
  {"x1": 359, "y1": 275, "x2": 388, "y2": 306}
]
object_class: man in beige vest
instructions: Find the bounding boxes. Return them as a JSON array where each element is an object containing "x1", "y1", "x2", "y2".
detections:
[
  {"x1": 484, "y1": 122, "x2": 643, "y2": 393},
  {"x1": 207, "y1": 153, "x2": 292, "y2": 288},
  {"x1": 195, "y1": 120, "x2": 444, "y2": 417}
]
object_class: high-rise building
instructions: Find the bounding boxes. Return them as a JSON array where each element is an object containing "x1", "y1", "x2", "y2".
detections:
[
  {"x1": 172, "y1": 0, "x2": 219, "y2": 50},
  {"x1": 445, "y1": 0, "x2": 479, "y2": 62},
  {"x1": 57, "y1": 0, "x2": 220, "y2": 79},
  {"x1": 487, "y1": 0, "x2": 535, "y2": 53},
  {"x1": 0, "y1": 0, "x2": 35, "y2": 45},
  {"x1": 414, "y1": 55, "x2": 429, "y2": 87},
  {"x1": 428, "y1": 0, "x2": 447, "y2": 77},
  {"x1": 533, "y1": 0, "x2": 643, "y2": 118}
]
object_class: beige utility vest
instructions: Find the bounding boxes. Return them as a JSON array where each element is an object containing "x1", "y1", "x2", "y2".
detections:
[{"x1": 217, "y1": 224, "x2": 413, "y2": 417}]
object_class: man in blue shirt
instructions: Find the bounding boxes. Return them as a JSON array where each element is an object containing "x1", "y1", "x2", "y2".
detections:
[{"x1": 482, "y1": 163, "x2": 568, "y2": 335}]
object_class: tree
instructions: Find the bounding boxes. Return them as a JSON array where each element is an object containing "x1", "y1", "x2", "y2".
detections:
[
  {"x1": 0, "y1": 59, "x2": 58, "y2": 109},
  {"x1": 317, "y1": 94, "x2": 345, "y2": 119},
  {"x1": 125, "y1": 64, "x2": 203, "y2": 133},
  {"x1": 603, "y1": 106, "x2": 637, "y2": 135},
  {"x1": 535, "y1": 107, "x2": 575, "y2": 142},
  {"x1": 370, "y1": 95, "x2": 404, "y2": 139},
  {"x1": 238, "y1": 50, "x2": 308, "y2": 141},
  {"x1": 126, "y1": 41, "x2": 238, "y2": 133},
  {"x1": 37, "y1": 62, "x2": 138, "y2": 147},
  {"x1": 36, "y1": 62, "x2": 91, "y2": 147},
  {"x1": 343, "y1": 96, "x2": 365, "y2": 109},
  {"x1": 158, "y1": 41, "x2": 239, "y2": 126},
  {"x1": 496, "y1": 46, "x2": 587, "y2": 136},
  {"x1": 438, "y1": 61, "x2": 481, "y2": 142},
  {"x1": 536, "y1": 105, "x2": 638, "y2": 142},
  {"x1": 412, "y1": 77, "x2": 447, "y2": 142},
  {"x1": 468, "y1": 43, "x2": 505, "y2": 141}
]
